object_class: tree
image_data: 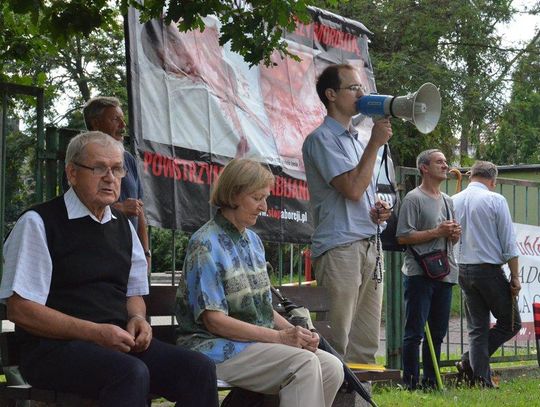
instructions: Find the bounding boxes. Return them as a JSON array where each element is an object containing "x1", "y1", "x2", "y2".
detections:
[
  {"x1": 312, "y1": 0, "x2": 535, "y2": 166},
  {"x1": 1, "y1": 2, "x2": 127, "y2": 128},
  {"x1": 483, "y1": 34, "x2": 540, "y2": 164},
  {"x1": 3, "y1": 128, "x2": 35, "y2": 234},
  {"x1": 4, "y1": 0, "x2": 338, "y2": 67}
]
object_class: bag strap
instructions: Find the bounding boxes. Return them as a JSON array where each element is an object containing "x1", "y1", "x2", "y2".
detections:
[
  {"x1": 442, "y1": 195, "x2": 450, "y2": 221},
  {"x1": 409, "y1": 193, "x2": 451, "y2": 256},
  {"x1": 376, "y1": 144, "x2": 399, "y2": 210}
]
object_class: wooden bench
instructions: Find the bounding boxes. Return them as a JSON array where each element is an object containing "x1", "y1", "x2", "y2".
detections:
[{"x1": 0, "y1": 284, "x2": 397, "y2": 406}]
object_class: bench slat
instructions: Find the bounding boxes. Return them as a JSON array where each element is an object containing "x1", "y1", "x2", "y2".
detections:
[
  {"x1": 274, "y1": 286, "x2": 330, "y2": 314},
  {"x1": 145, "y1": 285, "x2": 177, "y2": 316}
]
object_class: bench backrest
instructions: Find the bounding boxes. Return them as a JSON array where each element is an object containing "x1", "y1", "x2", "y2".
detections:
[
  {"x1": 274, "y1": 286, "x2": 330, "y2": 320},
  {"x1": 145, "y1": 285, "x2": 178, "y2": 344},
  {"x1": 0, "y1": 304, "x2": 20, "y2": 368}
]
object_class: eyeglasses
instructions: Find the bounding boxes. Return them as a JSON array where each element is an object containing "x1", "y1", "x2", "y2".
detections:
[
  {"x1": 337, "y1": 84, "x2": 365, "y2": 93},
  {"x1": 73, "y1": 162, "x2": 127, "y2": 178}
]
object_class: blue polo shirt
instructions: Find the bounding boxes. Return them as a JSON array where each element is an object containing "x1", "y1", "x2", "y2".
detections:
[{"x1": 302, "y1": 116, "x2": 382, "y2": 258}]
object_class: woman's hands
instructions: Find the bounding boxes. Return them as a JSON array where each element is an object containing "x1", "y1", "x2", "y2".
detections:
[{"x1": 278, "y1": 326, "x2": 320, "y2": 352}]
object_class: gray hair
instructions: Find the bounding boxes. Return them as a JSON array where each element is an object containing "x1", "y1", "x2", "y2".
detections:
[
  {"x1": 416, "y1": 149, "x2": 442, "y2": 173},
  {"x1": 65, "y1": 131, "x2": 124, "y2": 166},
  {"x1": 470, "y1": 160, "x2": 498, "y2": 180},
  {"x1": 210, "y1": 159, "x2": 274, "y2": 208},
  {"x1": 83, "y1": 96, "x2": 121, "y2": 130}
]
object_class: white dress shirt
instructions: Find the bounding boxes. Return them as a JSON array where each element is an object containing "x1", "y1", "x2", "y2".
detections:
[
  {"x1": 0, "y1": 188, "x2": 148, "y2": 304},
  {"x1": 452, "y1": 182, "x2": 519, "y2": 265}
]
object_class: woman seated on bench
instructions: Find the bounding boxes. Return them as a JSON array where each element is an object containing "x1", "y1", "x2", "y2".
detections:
[{"x1": 175, "y1": 158, "x2": 344, "y2": 407}]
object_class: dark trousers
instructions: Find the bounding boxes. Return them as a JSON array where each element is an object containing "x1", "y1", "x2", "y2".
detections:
[
  {"x1": 459, "y1": 264, "x2": 521, "y2": 380},
  {"x1": 20, "y1": 338, "x2": 218, "y2": 407},
  {"x1": 402, "y1": 275, "x2": 453, "y2": 389}
]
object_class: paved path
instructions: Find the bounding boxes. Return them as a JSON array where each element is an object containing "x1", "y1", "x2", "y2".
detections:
[{"x1": 378, "y1": 316, "x2": 469, "y2": 358}]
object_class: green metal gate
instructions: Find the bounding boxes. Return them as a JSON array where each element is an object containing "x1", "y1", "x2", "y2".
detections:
[
  {"x1": 385, "y1": 165, "x2": 540, "y2": 370},
  {"x1": 0, "y1": 83, "x2": 44, "y2": 278}
]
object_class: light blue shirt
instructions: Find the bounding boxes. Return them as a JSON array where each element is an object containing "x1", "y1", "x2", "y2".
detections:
[
  {"x1": 0, "y1": 188, "x2": 148, "y2": 304},
  {"x1": 452, "y1": 182, "x2": 519, "y2": 265},
  {"x1": 302, "y1": 116, "x2": 382, "y2": 258}
]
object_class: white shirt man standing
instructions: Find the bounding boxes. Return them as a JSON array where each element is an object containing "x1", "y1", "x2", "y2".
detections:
[{"x1": 452, "y1": 160, "x2": 521, "y2": 387}]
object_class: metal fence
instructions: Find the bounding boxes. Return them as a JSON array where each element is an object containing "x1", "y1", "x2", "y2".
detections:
[
  {"x1": 150, "y1": 165, "x2": 540, "y2": 370},
  {"x1": 394, "y1": 166, "x2": 539, "y2": 369},
  {"x1": 0, "y1": 83, "x2": 44, "y2": 278}
]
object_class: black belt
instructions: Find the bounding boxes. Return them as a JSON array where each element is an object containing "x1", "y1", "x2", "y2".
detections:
[
  {"x1": 361, "y1": 235, "x2": 376, "y2": 243},
  {"x1": 460, "y1": 263, "x2": 502, "y2": 269}
]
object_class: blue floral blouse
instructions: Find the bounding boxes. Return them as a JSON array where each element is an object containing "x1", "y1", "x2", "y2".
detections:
[{"x1": 175, "y1": 211, "x2": 274, "y2": 363}]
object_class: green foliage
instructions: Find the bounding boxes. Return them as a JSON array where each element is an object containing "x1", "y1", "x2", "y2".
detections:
[
  {"x1": 2, "y1": 0, "x2": 340, "y2": 68},
  {"x1": 483, "y1": 36, "x2": 540, "y2": 165},
  {"x1": 149, "y1": 227, "x2": 190, "y2": 274},
  {"x1": 4, "y1": 0, "x2": 119, "y2": 44},
  {"x1": 3, "y1": 129, "x2": 35, "y2": 234},
  {"x1": 129, "y1": 0, "x2": 314, "y2": 66},
  {"x1": 311, "y1": 0, "x2": 530, "y2": 166},
  {"x1": 1, "y1": 2, "x2": 127, "y2": 128}
]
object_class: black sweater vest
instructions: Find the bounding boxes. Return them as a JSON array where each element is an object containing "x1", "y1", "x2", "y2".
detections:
[{"x1": 29, "y1": 196, "x2": 133, "y2": 329}]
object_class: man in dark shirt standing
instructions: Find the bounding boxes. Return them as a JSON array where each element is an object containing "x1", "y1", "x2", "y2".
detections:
[{"x1": 82, "y1": 96, "x2": 151, "y2": 263}]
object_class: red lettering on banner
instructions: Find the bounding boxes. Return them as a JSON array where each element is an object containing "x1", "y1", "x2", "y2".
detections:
[
  {"x1": 324, "y1": 27, "x2": 333, "y2": 45},
  {"x1": 163, "y1": 157, "x2": 175, "y2": 178},
  {"x1": 313, "y1": 23, "x2": 321, "y2": 42},
  {"x1": 187, "y1": 162, "x2": 196, "y2": 184},
  {"x1": 298, "y1": 181, "x2": 309, "y2": 201},
  {"x1": 179, "y1": 160, "x2": 189, "y2": 181},
  {"x1": 143, "y1": 152, "x2": 153, "y2": 173},
  {"x1": 272, "y1": 177, "x2": 282, "y2": 196},
  {"x1": 270, "y1": 176, "x2": 310, "y2": 201},
  {"x1": 333, "y1": 30, "x2": 342, "y2": 47},
  {"x1": 210, "y1": 164, "x2": 221, "y2": 185},
  {"x1": 321, "y1": 25, "x2": 330, "y2": 44},
  {"x1": 312, "y1": 22, "x2": 361, "y2": 56},
  {"x1": 268, "y1": 208, "x2": 281, "y2": 220},
  {"x1": 152, "y1": 154, "x2": 163, "y2": 177},
  {"x1": 173, "y1": 158, "x2": 182, "y2": 180},
  {"x1": 518, "y1": 235, "x2": 540, "y2": 256},
  {"x1": 141, "y1": 151, "x2": 309, "y2": 201},
  {"x1": 197, "y1": 163, "x2": 207, "y2": 185}
]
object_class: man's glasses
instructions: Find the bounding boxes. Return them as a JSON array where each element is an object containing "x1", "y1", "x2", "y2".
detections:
[
  {"x1": 73, "y1": 162, "x2": 127, "y2": 178},
  {"x1": 337, "y1": 84, "x2": 365, "y2": 93}
]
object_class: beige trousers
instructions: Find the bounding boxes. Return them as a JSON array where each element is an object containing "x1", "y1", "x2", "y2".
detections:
[
  {"x1": 314, "y1": 239, "x2": 383, "y2": 364},
  {"x1": 216, "y1": 343, "x2": 344, "y2": 407}
]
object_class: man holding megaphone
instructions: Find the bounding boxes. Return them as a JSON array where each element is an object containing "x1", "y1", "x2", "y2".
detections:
[{"x1": 302, "y1": 64, "x2": 393, "y2": 364}]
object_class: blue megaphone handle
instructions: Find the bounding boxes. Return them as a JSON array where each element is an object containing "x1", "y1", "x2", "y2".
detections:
[{"x1": 356, "y1": 94, "x2": 391, "y2": 117}]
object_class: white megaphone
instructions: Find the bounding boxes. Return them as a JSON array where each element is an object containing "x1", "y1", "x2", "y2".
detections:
[{"x1": 355, "y1": 83, "x2": 441, "y2": 134}]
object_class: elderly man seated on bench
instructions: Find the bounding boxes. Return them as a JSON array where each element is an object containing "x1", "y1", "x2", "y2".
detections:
[
  {"x1": 0, "y1": 131, "x2": 218, "y2": 407},
  {"x1": 175, "y1": 158, "x2": 344, "y2": 407}
]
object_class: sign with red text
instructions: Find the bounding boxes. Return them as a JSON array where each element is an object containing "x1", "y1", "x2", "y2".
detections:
[
  {"x1": 499, "y1": 223, "x2": 540, "y2": 340},
  {"x1": 127, "y1": 7, "x2": 375, "y2": 242}
]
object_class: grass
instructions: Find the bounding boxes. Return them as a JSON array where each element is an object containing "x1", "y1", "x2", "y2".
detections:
[{"x1": 371, "y1": 369, "x2": 540, "y2": 407}]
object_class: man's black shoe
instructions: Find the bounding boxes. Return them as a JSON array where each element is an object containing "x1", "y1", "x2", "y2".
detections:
[{"x1": 455, "y1": 360, "x2": 474, "y2": 386}]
